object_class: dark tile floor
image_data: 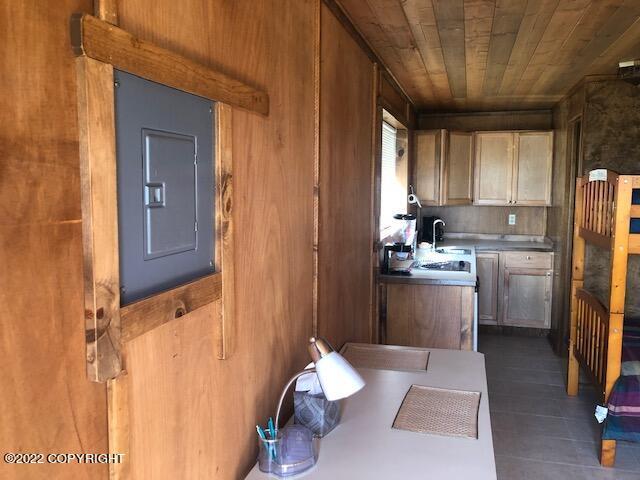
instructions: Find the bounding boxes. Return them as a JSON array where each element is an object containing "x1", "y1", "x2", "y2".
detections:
[{"x1": 479, "y1": 333, "x2": 640, "y2": 479}]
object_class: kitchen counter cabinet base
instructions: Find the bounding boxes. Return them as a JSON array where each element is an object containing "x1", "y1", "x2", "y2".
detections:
[{"x1": 386, "y1": 284, "x2": 473, "y2": 351}]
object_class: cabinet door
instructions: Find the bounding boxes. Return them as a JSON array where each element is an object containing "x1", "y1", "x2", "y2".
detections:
[
  {"x1": 414, "y1": 130, "x2": 444, "y2": 206},
  {"x1": 473, "y1": 132, "x2": 514, "y2": 205},
  {"x1": 386, "y1": 284, "x2": 473, "y2": 350},
  {"x1": 477, "y1": 252, "x2": 499, "y2": 325},
  {"x1": 502, "y1": 268, "x2": 552, "y2": 328},
  {"x1": 444, "y1": 131, "x2": 473, "y2": 205},
  {"x1": 513, "y1": 131, "x2": 553, "y2": 206}
]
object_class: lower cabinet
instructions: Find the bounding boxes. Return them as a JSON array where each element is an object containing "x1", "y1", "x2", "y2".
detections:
[
  {"x1": 386, "y1": 284, "x2": 474, "y2": 350},
  {"x1": 477, "y1": 252, "x2": 499, "y2": 325},
  {"x1": 477, "y1": 250, "x2": 553, "y2": 329},
  {"x1": 502, "y1": 268, "x2": 552, "y2": 328}
]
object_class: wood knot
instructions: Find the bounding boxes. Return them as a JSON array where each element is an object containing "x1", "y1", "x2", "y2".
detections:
[{"x1": 175, "y1": 307, "x2": 186, "y2": 318}]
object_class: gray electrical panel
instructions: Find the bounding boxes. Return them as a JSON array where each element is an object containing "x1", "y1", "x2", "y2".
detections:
[{"x1": 114, "y1": 70, "x2": 215, "y2": 305}]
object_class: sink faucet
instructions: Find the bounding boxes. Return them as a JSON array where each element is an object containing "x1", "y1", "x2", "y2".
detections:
[{"x1": 432, "y1": 219, "x2": 445, "y2": 250}]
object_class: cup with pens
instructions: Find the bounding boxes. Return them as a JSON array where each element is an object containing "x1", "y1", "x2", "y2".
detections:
[{"x1": 257, "y1": 417, "x2": 316, "y2": 476}]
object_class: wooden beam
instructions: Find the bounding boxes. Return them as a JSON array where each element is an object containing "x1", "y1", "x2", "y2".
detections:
[
  {"x1": 214, "y1": 103, "x2": 236, "y2": 360},
  {"x1": 76, "y1": 56, "x2": 122, "y2": 382},
  {"x1": 120, "y1": 273, "x2": 222, "y2": 343},
  {"x1": 70, "y1": 14, "x2": 269, "y2": 115}
]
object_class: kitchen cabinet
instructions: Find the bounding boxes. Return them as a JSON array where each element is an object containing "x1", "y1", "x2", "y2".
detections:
[
  {"x1": 444, "y1": 132, "x2": 474, "y2": 205},
  {"x1": 473, "y1": 131, "x2": 553, "y2": 206},
  {"x1": 414, "y1": 130, "x2": 473, "y2": 206},
  {"x1": 477, "y1": 252, "x2": 499, "y2": 325},
  {"x1": 414, "y1": 130, "x2": 444, "y2": 206},
  {"x1": 513, "y1": 132, "x2": 553, "y2": 205},
  {"x1": 501, "y1": 251, "x2": 552, "y2": 328},
  {"x1": 386, "y1": 284, "x2": 474, "y2": 350},
  {"x1": 473, "y1": 132, "x2": 513, "y2": 205},
  {"x1": 502, "y1": 268, "x2": 552, "y2": 328}
]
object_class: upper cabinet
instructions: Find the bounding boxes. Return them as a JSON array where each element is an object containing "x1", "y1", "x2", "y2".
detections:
[
  {"x1": 444, "y1": 132, "x2": 474, "y2": 205},
  {"x1": 473, "y1": 132, "x2": 513, "y2": 205},
  {"x1": 414, "y1": 129, "x2": 445, "y2": 206},
  {"x1": 513, "y1": 132, "x2": 553, "y2": 206},
  {"x1": 414, "y1": 129, "x2": 473, "y2": 206},
  {"x1": 473, "y1": 131, "x2": 553, "y2": 206}
]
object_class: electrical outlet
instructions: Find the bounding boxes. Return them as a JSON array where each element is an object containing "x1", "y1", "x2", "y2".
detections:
[{"x1": 508, "y1": 213, "x2": 516, "y2": 226}]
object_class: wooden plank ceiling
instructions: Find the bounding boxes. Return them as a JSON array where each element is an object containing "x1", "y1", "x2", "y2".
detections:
[{"x1": 337, "y1": 0, "x2": 640, "y2": 111}]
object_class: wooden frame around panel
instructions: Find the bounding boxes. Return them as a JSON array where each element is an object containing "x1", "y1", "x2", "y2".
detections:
[
  {"x1": 74, "y1": 12, "x2": 246, "y2": 381},
  {"x1": 71, "y1": 13, "x2": 268, "y2": 115}
]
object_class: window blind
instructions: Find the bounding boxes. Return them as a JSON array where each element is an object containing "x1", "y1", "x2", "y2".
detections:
[{"x1": 380, "y1": 121, "x2": 406, "y2": 236}]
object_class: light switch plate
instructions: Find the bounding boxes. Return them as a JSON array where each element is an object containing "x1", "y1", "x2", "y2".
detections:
[{"x1": 508, "y1": 214, "x2": 516, "y2": 225}]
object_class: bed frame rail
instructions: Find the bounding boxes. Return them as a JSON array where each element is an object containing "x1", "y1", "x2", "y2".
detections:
[{"x1": 573, "y1": 289, "x2": 609, "y2": 397}]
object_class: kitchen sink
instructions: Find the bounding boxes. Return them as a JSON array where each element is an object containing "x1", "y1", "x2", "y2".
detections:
[
  {"x1": 435, "y1": 247, "x2": 472, "y2": 255},
  {"x1": 415, "y1": 260, "x2": 471, "y2": 272}
]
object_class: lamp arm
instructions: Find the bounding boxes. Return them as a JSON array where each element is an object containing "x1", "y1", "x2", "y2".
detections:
[{"x1": 274, "y1": 367, "x2": 316, "y2": 433}]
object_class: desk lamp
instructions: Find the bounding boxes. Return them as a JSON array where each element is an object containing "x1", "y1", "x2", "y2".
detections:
[{"x1": 274, "y1": 337, "x2": 365, "y2": 432}]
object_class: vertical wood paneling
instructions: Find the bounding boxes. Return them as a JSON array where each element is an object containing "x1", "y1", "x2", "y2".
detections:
[
  {"x1": 0, "y1": 1, "x2": 109, "y2": 479},
  {"x1": 115, "y1": 1, "x2": 316, "y2": 478},
  {"x1": 317, "y1": 3, "x2": 374, "y2": 349}
]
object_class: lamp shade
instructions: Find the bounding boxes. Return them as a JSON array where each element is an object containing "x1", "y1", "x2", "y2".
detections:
[{"x1": 314, "y1": 351, "x2": 365, "y2": 401}]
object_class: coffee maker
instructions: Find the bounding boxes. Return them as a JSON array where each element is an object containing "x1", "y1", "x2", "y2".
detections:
[{"x1": 382, "y1": 214, "x2": 416, "y2": 274}]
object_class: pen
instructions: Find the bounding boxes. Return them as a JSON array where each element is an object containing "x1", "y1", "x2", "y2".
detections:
[
  {"x1": 268, "y1": 417, "x2": 276, "y2": 437},
  {"x1": 256, "y1": 425, "x2": 276, "y2": 460}
]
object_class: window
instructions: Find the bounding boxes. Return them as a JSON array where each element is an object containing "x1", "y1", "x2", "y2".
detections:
[{"x1": 380, "y1": 120, "x2": 408, "y2": 239}]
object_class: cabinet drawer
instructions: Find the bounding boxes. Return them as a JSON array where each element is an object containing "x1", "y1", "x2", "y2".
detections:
[{"x1": 504, "y1": 251, "x2": 552, "y2": 269}]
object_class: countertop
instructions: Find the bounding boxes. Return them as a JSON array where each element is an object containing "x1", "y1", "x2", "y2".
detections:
[
  {"x1": 245, "y1": 346, "x2": 496, "y2": 480},
  {"x1": 380, "y1": 235, "x2": 553, "y2": 285},
  {"x1": 381, "y1": 246, "x2": 477, "y2": 287}
]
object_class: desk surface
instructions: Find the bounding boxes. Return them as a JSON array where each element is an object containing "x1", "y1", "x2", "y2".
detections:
[{"x1": 245, "y1": 347, "x2": 496, "y2": 480}]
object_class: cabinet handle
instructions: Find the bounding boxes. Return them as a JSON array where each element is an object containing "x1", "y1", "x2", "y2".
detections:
[{"x1": 526, "y1": 256, "x2": 532, "y2": 260}]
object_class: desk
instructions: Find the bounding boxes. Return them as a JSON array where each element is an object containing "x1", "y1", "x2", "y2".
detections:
[{"x1": 245, "y1": 348, "x2": 496, "y2": 479}]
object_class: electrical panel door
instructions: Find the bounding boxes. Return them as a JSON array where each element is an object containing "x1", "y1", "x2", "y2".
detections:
[{"x1": 115, "y1": 70, "x2": 215, "y2": 304}]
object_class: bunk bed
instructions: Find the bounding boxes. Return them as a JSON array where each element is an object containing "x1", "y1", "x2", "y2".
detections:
[{"x1": 567, "y1": 169, "x2": 640, "y2": 467}]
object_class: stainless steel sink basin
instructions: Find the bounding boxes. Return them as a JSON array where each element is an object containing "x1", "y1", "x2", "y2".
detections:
[
  {"x1": 415, "y1": 260, "x2": 471, "y2": 273},
  {"x1": 435, "y1": 247, "x2": 472, "y2": 255}
]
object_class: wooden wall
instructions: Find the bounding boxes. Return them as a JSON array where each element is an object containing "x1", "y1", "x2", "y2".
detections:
[
  {"x1": 419, "y1": 205, "x2": 547, "y2": 236},
  {"x1": 0, "y1": 1, "x2": 109, "y2": 479},
  {"x1": 417, "y1": 110, "x2": 553, "y2": 236},
  {"x1": 1, "y1": 1, "x2": 381, "y2": 479},
  {"x1": 317, "y1": 3, "x2": 373, "y2": 349}
]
